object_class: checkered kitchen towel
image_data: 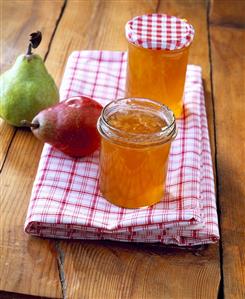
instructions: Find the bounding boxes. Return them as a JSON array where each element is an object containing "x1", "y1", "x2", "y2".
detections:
[{"x1": 25, "y1": 51, "x2": 219, "y2": 246}]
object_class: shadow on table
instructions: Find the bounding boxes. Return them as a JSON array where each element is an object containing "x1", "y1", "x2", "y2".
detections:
[{"x1": 0, "y1": 290, "x2": 57, "y2": 299}]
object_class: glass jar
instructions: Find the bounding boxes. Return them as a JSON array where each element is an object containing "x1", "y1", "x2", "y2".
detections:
[
  {"x1": 126, "y1": 43, "x2": 190, "y2": 117},
  {"x1": 125, "y1": 14, "x2": 194, "y2": 118},
  {"x1": 97, "y1": 98, "x2": 177, "y2": 208}
]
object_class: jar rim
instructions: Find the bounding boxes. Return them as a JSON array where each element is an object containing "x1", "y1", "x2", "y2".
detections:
[{"x1": 97, "y1": 97, "x2": 177, "y2": 147}]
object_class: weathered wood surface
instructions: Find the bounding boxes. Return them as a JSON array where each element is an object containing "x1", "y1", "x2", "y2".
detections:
[
  {"x1": 0, "y1": 0, "x2": 64, "y2": 297},
  {"x1": 1, "y1": 0, "x2": 244, "y2": 298},
  {"x1": 210, "y1": 1, "x2": 245, "y2": 298},
  {"x1": 46, "y1": 0, "x2": 158, "y2": 86},
  {"x1": 210, "y1": 0, "x2": 245, "y2": 26},
  {"x1": 0, "y1": 0, "x2": 64, "y2": 170},
  {"x1": 48, "y1": 1, "x2": 220, "y2": 298}
]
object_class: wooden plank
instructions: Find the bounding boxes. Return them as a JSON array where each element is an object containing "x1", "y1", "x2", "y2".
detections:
[
  {"x1": 61, "y1": 241, "x2": 219, "y2": 299},
  {"x1": 210, "y1": 0, "x2": 245, "y2": 27},
  {"x1": 0, "y1": 0, "x2": 64, "y2": 297},
  {"x1": 210, "y1": 3, "x2": 245, "y2": 298},
  {"x1": 45, "y1": 0, "x2": 220, "y2": 298},
  {"x1": 46, "y1": 0, "x2": 158, "y2": 86},
  {"x1": 0, "y1": 129, "x2": 62, "y2": 298},
  {"x1": 0, "y1": 0, "x2": 64, "y2": 170},
  {"x1": 0, "y1": 0, "x2": 64, "y2": 72},
  {"x1": 0, "y1": 122, "x2": 15, "y2": 170}
]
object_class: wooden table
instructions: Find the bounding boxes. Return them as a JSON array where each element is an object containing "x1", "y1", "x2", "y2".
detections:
[{"x1": 1, "y1": 0, "x2": 244, "y2": 298}]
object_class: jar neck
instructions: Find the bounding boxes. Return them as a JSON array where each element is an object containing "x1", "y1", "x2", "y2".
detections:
[
  {"x1": 97, "y1": 98, "x2": 177, "y2": 148},
  {"x1": 127, "y1": 40, "x2": 191, "y2": 54}
]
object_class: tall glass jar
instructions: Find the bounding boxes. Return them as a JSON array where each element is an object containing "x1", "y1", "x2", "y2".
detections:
[
  {"x1": 97, "y1": 98, "x2": 177, "y2": 208},
  {"x1": 125, "y1": 14, "x2": 194, "y2": 118}
]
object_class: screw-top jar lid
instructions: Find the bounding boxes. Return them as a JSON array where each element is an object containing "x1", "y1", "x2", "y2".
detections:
[{"x1": 125, "y1": 13, "x2": 195, "y2": 50}]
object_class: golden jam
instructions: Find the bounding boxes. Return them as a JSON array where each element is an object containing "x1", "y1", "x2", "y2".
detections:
[
  {"x1": 107, "y1": 110, "x2": 167, "y2": 134},
  {"x1": 97, "y1": 98, "x2": 176, "y2": 208},
  {"x1": 126, "y1": 42, "x2": 190, "y2": 118}
]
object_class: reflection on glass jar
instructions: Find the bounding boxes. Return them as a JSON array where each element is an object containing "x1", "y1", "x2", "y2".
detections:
[{"x1": 97, "y1": 98, "x2": 177, "y2": 208}]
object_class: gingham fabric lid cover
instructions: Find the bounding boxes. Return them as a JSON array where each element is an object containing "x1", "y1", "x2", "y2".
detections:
[{"x1": 125, "y1": 13, "x2": 194, "y2": 50}]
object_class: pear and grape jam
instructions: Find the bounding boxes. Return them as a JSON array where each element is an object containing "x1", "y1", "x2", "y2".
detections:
[{"x1": 97, "y1": 98, "x2": 177, "y2": 208}]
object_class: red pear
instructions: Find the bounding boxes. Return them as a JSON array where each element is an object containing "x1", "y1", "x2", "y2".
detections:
[{"x1": 23, "y1": 96, "x2": 103, "y2": 157}]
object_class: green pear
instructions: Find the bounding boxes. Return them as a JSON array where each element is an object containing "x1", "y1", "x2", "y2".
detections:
[{"x1": 0, "y1": 31, "x2": 59, "y2": 127}]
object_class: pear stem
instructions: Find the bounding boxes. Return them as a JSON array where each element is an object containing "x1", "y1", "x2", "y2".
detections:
[
  {"x1": 20, "y1": 120, "x2": 40, "y2": 129},
  {"x1": 26, "y1": 43, "x2": 33, "y2": 56},
  {"x1": 26, "y1": 31, "x2": 42, "y2": 56}
]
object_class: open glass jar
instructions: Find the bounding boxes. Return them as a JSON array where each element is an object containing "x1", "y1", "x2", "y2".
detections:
[
  {"x1": 125, "y1": 14, "x2": 195, "y2": 118},
  {"x1": 97, "y1": 98, "x2": 177, "y2": 208}
]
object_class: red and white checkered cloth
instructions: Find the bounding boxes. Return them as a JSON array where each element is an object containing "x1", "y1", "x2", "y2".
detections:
[
  {"x1": 125, "y1": 14, "x2": 194, "y2": 50},
  {"x1": 25, "y1": 51, "x2": 219, "y2": 246}
]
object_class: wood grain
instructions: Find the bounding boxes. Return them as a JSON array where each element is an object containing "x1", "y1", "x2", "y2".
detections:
[
  {"x1": 0, "y1": 122, "x2": 15, "y2": 171},
  {"x1": 0, "y1": 0, "x2": 64, "y2": 72},
  {"x1": 0, "y1": 0, "x2": 64, "y2": 170},
  {"x1": 61, "y1": 241, "x2": 219, "y2": 299},
  {"x1": 210, "y1": 0, "x2": 245, "y2": 27},
  {"x1": 0, "y1": 0, "x2": 64, "y2": 297},
  {"x1": 46, "y1": 0, "x2": 158, "y2": 87},
  {"x1": 0, "y1": 129, "x2": 62, "y2": 298},
  {"x1": 210, "y1": 3, "x2": 245, "y2": 298},
  {"x1": 45, "y1": 0, "x2": 220, "y2": 298}
]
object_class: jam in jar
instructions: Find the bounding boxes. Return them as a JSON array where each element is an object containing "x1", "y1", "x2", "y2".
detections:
[
  {"x1": 97, "y1": 98, "x2": 177, "y2": 208},
  {"x1": 125, "y1": 14, "x2": 194, "y2": 117}
]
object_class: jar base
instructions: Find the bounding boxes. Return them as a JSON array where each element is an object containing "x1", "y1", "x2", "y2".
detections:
[{"x1": 100, "y1": 189, "x2": 165, "y2": 209}]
